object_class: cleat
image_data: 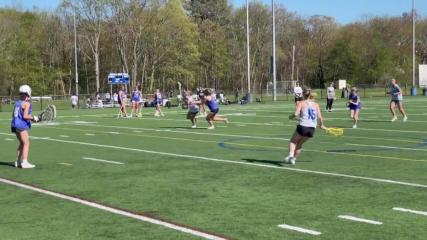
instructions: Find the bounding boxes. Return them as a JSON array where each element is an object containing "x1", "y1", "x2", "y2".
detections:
[
  {"x1": 20, "y1": 161, "x2": 35, "y2": 169},
  {"x1": 224, "y1": 118, "x2": 229, "y2": 124},
  {"x1": 391, "y1": 116, "x2": 398, "y2": 122},
  {"x1": 352, "y1": 124, "x2": 357, "y2": 129},
  {"x1": 191, "y1": 125, "x2": 197, "y2": 129},
  {"x1": 403, "y1": 116, "x2": 408, "y2": 122},
  {"x1": 284, "y1": 156, "x2": 296, "y2": 165},
  {"x1": 207, "y1": 126, "x2": 215, "y2": 130}
]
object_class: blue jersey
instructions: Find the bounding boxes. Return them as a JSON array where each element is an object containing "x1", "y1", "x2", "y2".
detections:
[
  {"x1": 11, "y1": 100, "x2": 32, "y2": 130},
  {"x1": 155, "y1": 92, "x2": 162, "y2": 104},
  {"x1": 390, "y1": 84, "x2": 403, "y2": 101},
  {"x1": 348, "y1": 93, "x2": 361, "y2": 109},
  {"x1": 132, "y1": 90, "x2": 141, "y2": 102},
  {"x1": 206, "y1": 98, "x2": 218, "y2": 111}
]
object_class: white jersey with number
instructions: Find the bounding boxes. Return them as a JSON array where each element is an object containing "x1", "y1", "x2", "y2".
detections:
[
  {"x1": 71, "y1": 95, "x2": 78, "y2": 105},
  {"x1": 299, "y1": 100, "x2": 317, "y2": 128}
]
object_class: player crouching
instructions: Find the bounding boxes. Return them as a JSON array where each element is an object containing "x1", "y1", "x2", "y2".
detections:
[
  {"x1": 284, "y1": 89, "x2": 326, "y2": 165},
  {"x1": 11, "y1": 85, "x2": 40, "y2": 169},
  {"x1": 203, "y1": 89, "x2": 228, "y2": 130}
]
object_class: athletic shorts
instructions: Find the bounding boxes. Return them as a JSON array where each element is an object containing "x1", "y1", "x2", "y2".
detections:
[
  {"x1": 11, "y1": 127, "x2": 28, "y2": 133},
  {"x1": 391, "y1": 99, "x2": 401, "y2": 104},
  {"x1": 210, "y1": 108, "x2": 219, "y2": 114},
  {"x1": 187, "y1": 111, "x2": 198, "y2": 119},
  {"x1": 348, "y1": 104, "x2": 361, "y2": 110},
  {"x1": 295, "y1": 97, "x2": 303, "y2": 103},
  {"x1": 296, "y1": 125, "x2": 315, "y2": 138}
]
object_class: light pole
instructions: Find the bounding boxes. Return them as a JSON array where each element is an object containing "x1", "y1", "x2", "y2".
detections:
[
  {"x1": 272, "y1": 0, "x2": 277, "y2": 102},
  {"x1": 411, "y1": 0, "x2": 417, "y2": 96},
  {"x1": 246, "y1": 0, "x2": 251, "y2": 102},
  {"x1": 73, "y1": 11, "x2": 79, "y2": 106}
]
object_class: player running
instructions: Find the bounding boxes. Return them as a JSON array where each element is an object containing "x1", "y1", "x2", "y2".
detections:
[
  {"x1": 131, "y1": 86, "x2": 142, "y2": 117},
  {"x1": 154, "y1": 89, "x2": 164, "y2": 117},
  {"x1": 294, "y1": 82, "x2": 303, "y2": 104},
  {"x1": 118, "y1": 85, "x2": 128, "y2": 117},
  {"x1": 348, "y1": 87, "x2": 361, "y2": 128},
  {"x1": 203, "y1": 89, "x2": 228, "y2": 130},
  {"x1": 389, "y1": 78, "x2": 408, "y2": 122},
  {"x1": 284, "y1": 89, "x2": 326, "y2": 165},
  {"x1": 11, "y1": 85, "x2": 39, "y2": 169},
  {"x1": 186, "y1": 91, "x2": 200, "y2": 128}
]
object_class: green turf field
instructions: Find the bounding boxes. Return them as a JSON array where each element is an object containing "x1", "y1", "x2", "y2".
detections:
[{"x1": 1, "y1": 97, "x2": 427, "y2": 240}]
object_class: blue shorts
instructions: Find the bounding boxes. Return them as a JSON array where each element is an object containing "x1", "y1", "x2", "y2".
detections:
[
  {"x1": 391, "y1": 99, "x2": 401, "y2": 104},
  {"x1": 210, "y1": 108, "x2": 219, "y2": 114},
  {"x1": 349, "y1": 103, "x2": 361, "y2": 110},
  {"x1": 11, "y1": 127, "x2": 28, "y2": 133}
]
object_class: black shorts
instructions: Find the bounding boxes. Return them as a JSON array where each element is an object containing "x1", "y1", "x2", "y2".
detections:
[
  {"x1": 186, "y1": 111, "x2": 198, "y2": 119},
  {"x1": 295, "y1": 97, "x2": 303, "y2": 103},
  {"x1": 210, "y1": 108, "x2": 219, "y2": 114},
  {"x1": 296, "y1": 125, "x2": 315, "y2": 138}
]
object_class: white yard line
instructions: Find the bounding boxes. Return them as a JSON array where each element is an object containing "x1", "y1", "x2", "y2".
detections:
[
  {"x1": 0, "y1": 178, "x2": 228, "y2": 240},
  {"x1": 59, "y1": 135, "x2": 70, "y2": 138},
  {"x1": 63, "y1": 123, "x2": 289, "y2": 141},
  {"x1": 0, "y1": 133, "x2": 425, "y2": 189},
  {"x1": 108, "y1": 132, "x2": 120, "y2": 135},
  {"x1": 58, "y1": 162, "x2": 73, "y2": 166},
  {"x1": 85, "y1": 133, "x2": 95, "y2": 136},
  {"x1": 277, "y1": 224, "x2": 321, "y2": 235},
  {"x1": 4, "y1": 138, "x2": 14, "y2": 141},
  {"x1": 346, "y1": 143, "x2": 427, "y2": 152},
  {"x1": 338, "y1": 215, "x2": 383, "y2": 225},
  {"x1": 393, "y1": 207, "x2": 427, "y2": 217},
  {"x1": 83, "y1": 157, "x2": 124, "y2": 165}
]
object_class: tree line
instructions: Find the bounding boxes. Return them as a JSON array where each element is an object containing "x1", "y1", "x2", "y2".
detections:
[{"x1": 1, "y1": 0, "x2": 426, "y2": 97}]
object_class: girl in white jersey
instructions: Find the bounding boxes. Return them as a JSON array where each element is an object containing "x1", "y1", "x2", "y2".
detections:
[{"x1": 284, "y1": 89, "x2": 326, "y2": 165}]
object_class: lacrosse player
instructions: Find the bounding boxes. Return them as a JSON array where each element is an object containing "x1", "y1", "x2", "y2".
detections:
[
  {"x1": 285, "y1": 89, "x2": 326, "y2": 165},
  {"x1": 11, "y1": 85, "x2": 39, "y2": 168}
]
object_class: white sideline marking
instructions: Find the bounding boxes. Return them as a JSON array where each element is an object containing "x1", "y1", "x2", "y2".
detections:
[
  {"x1": 338, "y1": 215, "x2": 382, "y2": 225},
  {"x1": 4, "y1": 138, "x2": 14, "y2": 141},
  {"x1": 59, "y1": 135, "x2": 70, "y2": 138},
  {"x1": 393, "y1": 207, "x2": 427, "y2": 217},
  {"x1": 278, "y1": 224, "x2": 321, "y2": 235},
  {"x1": 85, "y1": 133, "x2": 95, "y2": 136},
  {"x1": 0, "y1": 133, "x2": 424, "y2": 189},
  {"x1": 133, "y1": 130, "x2": 143, "y2": 133},
  {"x1": 58, "y1": 162, "x2": 73, "y2": 166},
  {"x1": 0, "y1": 178, "x2": 228, "y2": 240},
  {"x1": 108, "y1": 132, "x2": 120, "y2": 135},
  {"x1": 83, "y1": 157, "x2": 124, "y2": 165},
  {"x1": 347, "y1": 143, "x2": 427, "y2": 152}
]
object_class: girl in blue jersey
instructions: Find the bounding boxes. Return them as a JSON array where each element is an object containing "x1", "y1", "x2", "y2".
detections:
[
  {"x1": 11, "y1": 85, "x2": 39, "y2": 169},
  {"x1": 285, "y1": 89, "x2": 325, "y2": 165},
  {"x1": 348, "y1": 87, "x2": 361, "y2": 128},
  {"x1": 118, "y1": 85, "x2": 128, "y2": 117},
  {"x1": 154, "y1": 89, "x2": 164, "y2": 117},
  {"x1": 131, "y1": 86, "x2": 142, "y2": 117},
  {"x1": 186, "y1": 91, "x2": 201, "y2": 128},
  {"x1": 203, "y1": 89, "x2": 228, "y2": 129},
  {"x1": 389, "y1": 79, "x2": 408, "y2": 122}
]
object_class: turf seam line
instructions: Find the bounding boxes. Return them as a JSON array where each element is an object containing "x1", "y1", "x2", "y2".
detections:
[
  {"x1": 393, "y1": 207, "x2": 427, "y2": 217},
  {"x1": 0, "y1": 177, "x2": 231, "y2": 240},
  {"x1": 338, "y1": 215, "x2": 383, "y2": 225},
  {"x1": 2, "y1": 133, "x2": 425, "y2": 189},
  {"x1": 83, "y1": 157, "x2": 124, "y2": 165},
  {"x1": 277, "y1": 224, "x2": 321, "y2": 235}
]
